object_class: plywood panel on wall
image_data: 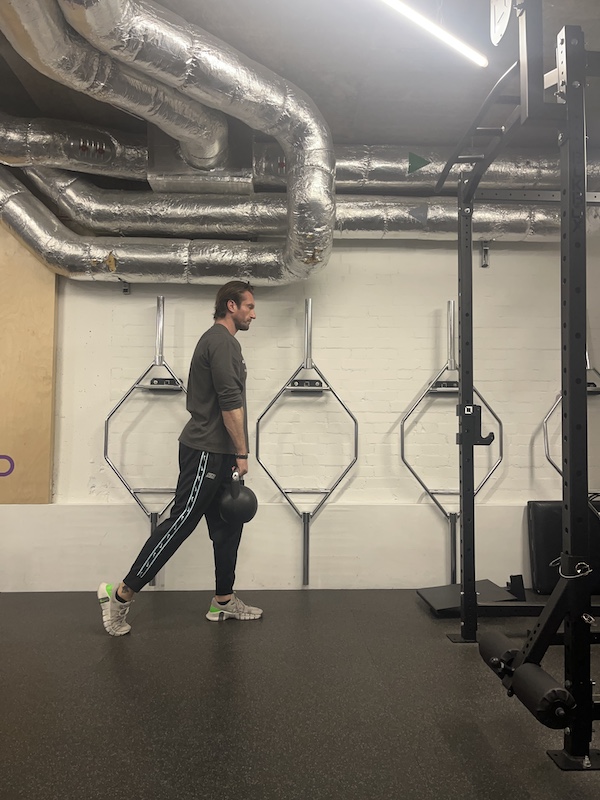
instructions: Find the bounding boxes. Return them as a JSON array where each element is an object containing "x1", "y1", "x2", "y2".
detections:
[{"x1": 0, "y1": 230, "x2": 56, "y2": 503}]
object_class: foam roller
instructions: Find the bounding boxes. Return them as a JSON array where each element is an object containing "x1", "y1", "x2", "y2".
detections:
[
  {"x1": 511, "y1": 662, "x2": 576, "y2": 729},
  {"x1": 478, "y1": 631, "x2": 520, "y2": 676}
]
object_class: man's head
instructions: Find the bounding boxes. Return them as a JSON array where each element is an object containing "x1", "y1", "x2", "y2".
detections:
[{"x1": 214, "y1": 280, "x2": 256, "y2": 332}]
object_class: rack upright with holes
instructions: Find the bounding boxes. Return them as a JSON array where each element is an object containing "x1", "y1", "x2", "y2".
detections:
[{"x1": 436, "y1": 0, "x2": 600, "y2": 769}]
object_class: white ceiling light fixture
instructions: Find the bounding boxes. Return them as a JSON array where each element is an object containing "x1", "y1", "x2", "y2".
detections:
[{"x1": 379, "y1": 0, "x2": 489, "y2": 68}]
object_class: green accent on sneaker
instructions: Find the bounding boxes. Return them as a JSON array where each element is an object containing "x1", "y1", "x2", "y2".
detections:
[
  {"x1": 209, "y1": 605, "x2": 222, "y2": 613},
  {"x1": 106, "y1": 583, "x2": 113, "y2": 598}
]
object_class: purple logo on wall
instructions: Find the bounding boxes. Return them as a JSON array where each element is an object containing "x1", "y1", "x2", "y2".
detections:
[{"x1": 0, "y1": 455, "x2": 15, "y2": 477}]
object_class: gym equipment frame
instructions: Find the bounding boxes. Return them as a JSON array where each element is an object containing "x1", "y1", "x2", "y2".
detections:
[
  {"x1": 437, "y1": 0, "x2": 600, "y2": 769},
  {"x1": 256, "y1": 299, "x2": 358, "y2": 586},
  {"x1": 401, "y1": 301, "x2": 513, "y2": 614},
  {"x1": 104, "y1": 296, "x2": 186, "y2": 587}
]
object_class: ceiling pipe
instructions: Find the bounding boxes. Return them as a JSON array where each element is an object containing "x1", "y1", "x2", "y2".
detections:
[
  {"x1": 6, "y1": 107, "x2": 600, "y2": 196},
  {"x1": 4, "y1": 164, "x2": 598, "y2": 288},
  {"x1": 55, "y1": 0, "x2": 336, "y2": 280},
  {"x1": 5, "y1": 105, "x2": 600, "y2": 197},
  {"x1": 254, "y1": 142, "x2": 600, "y2": 194},
  {"x1": 25, "y1": 167, "x2": 595, "y2": 243},
  {"x1": 0, "y1": 166, "x2": 304, "y2": 285},
  {"x1": 0, "y1": 0, "x2": 228, "y2": 169},
  {"x1": 0, "y1": 112, "x2": 148, "y2": 179}
]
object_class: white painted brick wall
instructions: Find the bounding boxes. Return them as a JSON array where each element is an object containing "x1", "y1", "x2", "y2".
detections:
[{"x1": 4, "y1": 234, "x2": 600, "y2": 590}]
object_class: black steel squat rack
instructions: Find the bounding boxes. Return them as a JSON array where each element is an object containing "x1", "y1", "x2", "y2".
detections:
[{"x1": 434, "y1": 0, "x2": 600, "y2": 770}]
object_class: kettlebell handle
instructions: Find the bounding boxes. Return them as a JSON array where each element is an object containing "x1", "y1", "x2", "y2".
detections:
[{"x1": 231, "y1": 469, "x2": 241, "y2": 499}]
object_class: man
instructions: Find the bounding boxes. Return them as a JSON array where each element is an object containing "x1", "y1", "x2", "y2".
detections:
[{"x1": 98, "y1": 281, "x2": 262, "y2": 636}]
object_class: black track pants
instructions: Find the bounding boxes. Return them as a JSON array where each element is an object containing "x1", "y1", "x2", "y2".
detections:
[{"x1": 123, "y1": 444, "x2": 243, "y2": 595}]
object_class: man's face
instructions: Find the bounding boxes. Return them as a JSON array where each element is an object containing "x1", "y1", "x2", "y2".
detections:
[{"x1": 230, "y1": 291, "x2": 256, "y2": 331}]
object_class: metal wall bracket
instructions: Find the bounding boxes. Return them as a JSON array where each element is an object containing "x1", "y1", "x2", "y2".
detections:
[{"x1": 480, "y1": 241, "x2": 491, "y2": 268}]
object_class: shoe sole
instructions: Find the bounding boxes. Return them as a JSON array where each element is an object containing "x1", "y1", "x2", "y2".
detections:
[{"x1": 205, "y1": 610, "x2": 262, "y2": 622}]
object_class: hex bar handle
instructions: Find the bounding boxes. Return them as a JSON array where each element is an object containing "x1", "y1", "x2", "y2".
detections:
[
  {"x1": 104, "y1": 360, "x2": 185, "y2": 517},
  {"x1": 473, "y1": 388, "x2": 504, "y2": 496},
  {"x1": 542, "y1": 353, "x2": 600, "y2": 478},
  {"x1": 400, "y1": 300, "x2": 503, "y2": 517},
  {"x1": 303, "y1": 298, "x2": 313, "y2": 369},
  {"x1": 542, "y1": 394, "x2": 564, "y2": 477},
  {"x1": 543, "y1": 386, "x2": 600, "y2": 521},
  {"x1": 256, "y1": 299, "x2": 357, "y2": 519},
  {"x1": 400, "y1": 363, "x2": 454, "y2": 520},
  {"x1": 256, "y1": 300, "x2": 358, "y2": 586},
  {"x1": 132, "y1": 488, "x2": 178, "y2": 494},
  {"x1": 155, "y1": 296, "x2": 165, "y2": 366},
  {"x1": 256, "y1": 361, "x2": 358, "y2": 520},
  {"x1": 104, "y1": 294, "x2": 186, "y2": 518},
  {"x1": 302, "y1": 513, "x2": 310, "y2": 585},
  {"x1": 448, "y1": 300, "x2": 457, "y2": 371}
]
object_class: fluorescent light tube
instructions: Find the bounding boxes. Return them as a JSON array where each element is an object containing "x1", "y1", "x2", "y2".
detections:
[{"x1": 380, "y1": 0, "x2": 489, "y2": 68}]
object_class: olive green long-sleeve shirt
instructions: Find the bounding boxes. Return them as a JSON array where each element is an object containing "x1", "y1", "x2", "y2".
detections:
[{"x1": 179, "y1": 324, "x2": 248, "y2": 453}]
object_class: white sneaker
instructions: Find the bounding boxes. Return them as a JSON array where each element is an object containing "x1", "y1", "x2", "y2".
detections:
[
  {"x1": 206, "y1": 593, "x2": 263, "y2": 622},
  {"x1": 97, "y1": 582, "x2": 132, "y2": 636}
]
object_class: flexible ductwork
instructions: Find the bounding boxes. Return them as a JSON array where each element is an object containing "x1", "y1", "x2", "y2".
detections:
[
  {"x1": 56, "y1": 0, "x2": 336, "y2": 280},
  {"x1": 147, "y1": 125, "x2": 253, "y2": 195},
  {"x1": 0, "y1": 166, "x2": 303, "y2": 284},
  {"x1": 0, "y1": 112, "x2": 147, "y2": 179},
  {"x1": 0, "y1": 0, "x2": 228, "y2": 169},
  {"x1": 5, "y1": 163, "x2": 600, "y2": 286},
  {"x1": 254, "y1": 142, "x2": 600, "y2": 194},
  {"x1": 7, "y1": 104, "x2": 600, "y2": 198},
  {"x1": 25, "y1": 167, "x2": 600, "y2": 243}
]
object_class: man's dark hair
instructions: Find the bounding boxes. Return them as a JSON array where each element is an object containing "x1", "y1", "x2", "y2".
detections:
[{"x1": 213, "y1": 280, "x2": 255, "y2": 320}]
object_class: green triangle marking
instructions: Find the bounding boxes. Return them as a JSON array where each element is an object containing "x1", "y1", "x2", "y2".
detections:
[{"x1": 408, "y1": 152, "x2": 432, "y2": 174}]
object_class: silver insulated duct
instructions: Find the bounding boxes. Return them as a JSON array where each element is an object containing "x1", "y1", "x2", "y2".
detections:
[
  {"x1": 25, "y1": 167, "x2": 598, "y2": 243},
  {"x1": 0, "y1": 112, "x2": 148, "y2": 179},
  {"x1": 0, "y1": 166, "x2": 304, "y2": 284},
  {"x1": 0, "y1": 0, "x2": 596, "y2": 287},
  {"x1": 0, "y1": 0, "x2": 228, "y2": 169},
  {"x1": 56, "y1": 0, "x2": 336, "y2": 280},
  {"x1": 254, "y1": 143, "x2": 600, "y2": 194}
]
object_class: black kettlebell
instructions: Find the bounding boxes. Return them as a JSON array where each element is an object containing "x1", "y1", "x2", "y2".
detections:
[{"x1": 219, "y1": 470, "x2": 258, "y2": 524}]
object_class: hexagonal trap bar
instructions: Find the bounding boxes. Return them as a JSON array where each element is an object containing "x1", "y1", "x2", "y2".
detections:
[
  {"x1": 400, "y1": 301, "x2": 503, "y2": 585},
  {"x1": 543, "y1": 352, "x2": 600, "y2": 518},
  {"x1": 104, "y1": 297, "x2": 186, "y2": 584},
  {"x1": 256, "y1": 299, "x2": 358, "y2": 586}
]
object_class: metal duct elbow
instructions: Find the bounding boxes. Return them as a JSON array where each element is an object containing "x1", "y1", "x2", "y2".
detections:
[
  {"x1": 0, "y1": 112, "x2": 148, "y2": 179},
  {"x1": 56, "y1": 0, "x2": 335, "y2": 280},
  {"x1": 0, "y1": 166, "x2": 300, "y2": 285},
  {"x1": 0, "y1": 0, "x2": 228, "y2": 169}
]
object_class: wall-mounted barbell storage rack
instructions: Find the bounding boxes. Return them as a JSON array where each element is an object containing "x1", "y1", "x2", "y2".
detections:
[
  {"x1": 401, "y1": 301, "x2": 512, "y2": 616},
  {"x1": 543, "y1": 351, "x2": 600, "y2": 520},
  {"x1": 401, "y1": 301, "x2": 503, "y2": 570},
  {"x1": 104, "y1": 296, "x2": 186, "y2": 587},
  {"x1": 543, "y1": 351, "x2": 600, "y2": 476},
  {"x1": 256, "y1": 298, "x2": 358, "y2": 586}
]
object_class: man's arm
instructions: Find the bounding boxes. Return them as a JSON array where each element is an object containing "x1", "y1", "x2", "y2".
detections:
[{"x1": 221, "y1": 407, "x2": 249, "y2": 477}]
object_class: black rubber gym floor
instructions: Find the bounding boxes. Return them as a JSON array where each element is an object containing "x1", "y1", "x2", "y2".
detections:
[{"x1": 3, "y1": 589, "x2": 600, "y2": 800}]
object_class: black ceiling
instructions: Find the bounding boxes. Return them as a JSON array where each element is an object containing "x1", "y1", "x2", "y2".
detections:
[{"x1": 1, "y1": 0, "x2": 599, "y2": 155}]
